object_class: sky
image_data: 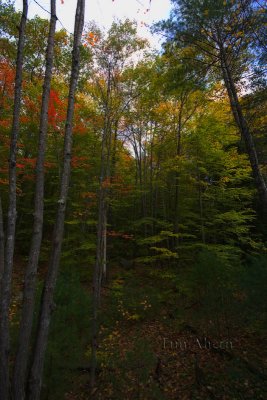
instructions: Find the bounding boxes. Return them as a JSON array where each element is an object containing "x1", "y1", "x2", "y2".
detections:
[{"x1": 14, "y1": 0, "x2": 172, "y2": 49}]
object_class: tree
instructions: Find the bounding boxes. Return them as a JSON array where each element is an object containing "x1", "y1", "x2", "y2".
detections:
[
  {"x1": 12, "y1": 1, "x2": 57, "y2": 398},
  {"x1": 85, "y1": 19, "x2": 147, "y2": 283},
  {"x1": 0, "y1": 3, "x2": 267, "y2": 397},
  {"x1": 0, "y1": 2, "x2": 28, "y2": 398},
  {"x1": 27, "y1": 1, "x2": 85, "y2": 398},
  {"x1": 156, "y1": 0, "x2": 267, "y2": 212},
  {"x1": 155, "y1": 55, "x2": 203, "y2": 240},
  {"x1": 88, "y1": 21, "x2": 148, "y2": 388}
]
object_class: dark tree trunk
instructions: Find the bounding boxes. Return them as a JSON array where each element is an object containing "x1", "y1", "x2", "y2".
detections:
[
  {"x1": 12, "y1": 2, "x2": 57, "y2": 398},
  {"x1": 0, "y1": 196, "x2": 4, "y2": 291},
  {"x1": 0, "y1": 2, "x2": 28, "y2": 399},
  {"x1": 220, "y1": 47, "x2": 267, "y2": 212},
  {"x1": 90, "y1": 184, "x2": 106, "y2": 389},
  {"x1": 26, "y1": 1, "x2": 85, "y2": 399},
  {"x1": 90, "y1": 132, "x2": 110, "y2": 389}
]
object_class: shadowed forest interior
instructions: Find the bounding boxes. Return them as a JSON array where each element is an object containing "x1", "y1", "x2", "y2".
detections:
[{"x1": 0, "y1": 0, "x2": 267, "y2": 399}]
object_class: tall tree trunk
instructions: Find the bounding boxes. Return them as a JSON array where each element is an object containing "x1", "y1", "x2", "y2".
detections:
[
  {"x1": 174, "y1": 101, "x2": 183, "y2": 242},
  {"x1": 0, "y1": 2, "x2": 28, "y2": 399},
  {"x1": 150, "y1": 135, "x2": 154, "y2": 234},
  {"x1": 98, "y1": 63, "x2": 112, "y2": 283},
  {"x1": 198, "y1": 177, "x2": 205, "y2": 244},
  {"x1": 90, "y1": 185, "x2": 105, "y2": 390},
  {"x1": 91, "y1": 64, "x2": 114, "y2": 390},
  {"x1": 108, "y1": 121, "x2": 119, "y2": 228},
  {"x1": 12, "y1": 2, "x2": 57, "y2": 398},
  {"x1": 27, "y1": 2, "x2": 85, "y2": 398},
  {"x1": 102, "y1": 212, "x2": 107, "y2": 282},
  {"x1": 90, "y1": 139, "x2": 109, "y2": 389},
  {"x1": 220, "y1": 47, "x2": 267, "y2": 211}
]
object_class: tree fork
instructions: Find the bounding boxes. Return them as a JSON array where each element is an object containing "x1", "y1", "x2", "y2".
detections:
[
  {"x1": 12, "y1": 2, "x2": 57, "y2": 399},
  {"x1": 26, "y1": 1, "x2": 85, "y2": 398}
]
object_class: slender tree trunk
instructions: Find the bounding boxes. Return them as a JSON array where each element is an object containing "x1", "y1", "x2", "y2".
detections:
[
  {"x1": 102, "y1": 212, "x2": 107, "y2": 281},
  {"x1": 90, "y1": 196, "x2": 104, "y2": 385},
  {"x1": 0, "y1": 3, "x2": 28, "y2": 399},
  {"x1": 26, "y1": 2, "x2": 85, "y2": 399},
  {"x1": 90, "y1": 138, "x2": 109, "y2": 389},
  {"x1": 220, "y1": 48, "x2": 267, "y2": 211},
  {"x1": 174, "y1": 103, "x2": 183, "y2": 242},
  {"x1": 91, "y1": 62, "x2": 115, "y2": 390},
  {"x1": 150, "y1": 138, "x2": 154, "y2": 234},
  {"x1": 97, "y1": 63, "x2": 112, "y2": 284},
  {"x1": 90, "y1": 180, "x2": 106, "y2": 389},
  {"x1": 198, "y1": 183, "x2": 205, "y2": 244},
  {"x1": 12, "y1": 3, "x2": 57, "y2": 398},
  {"x1": 108, "y1": 122, "x2": 119, "y2": 228},
  {"x1": 110, "y1": 122, "x2": 118, "y2": 182},
  {"x1": 0, "y1": 196, "x2": 4, "y2": 291}
]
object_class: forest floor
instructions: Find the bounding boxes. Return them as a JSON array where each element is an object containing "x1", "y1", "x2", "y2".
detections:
[
  {"x1": 10, "y1": 259, "x2": 267, "y2": 400},
  {"x1": 64, "y1": 265, "x2": 267, "y2": 400}
]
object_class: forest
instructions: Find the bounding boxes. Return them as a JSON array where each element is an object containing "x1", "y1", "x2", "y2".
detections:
[{"x1": 0, "y1": 0, "x2": 267, "y2": 399}]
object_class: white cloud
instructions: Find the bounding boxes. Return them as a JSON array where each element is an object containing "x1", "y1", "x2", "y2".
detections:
[{"x1": 14, "y1": 0, "x2": 171, "y2": 49}]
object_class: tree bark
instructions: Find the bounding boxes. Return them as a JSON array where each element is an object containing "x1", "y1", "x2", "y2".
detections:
[
  {"x1": 26, "y1": 1, "x2": 85, "y2": 399},
  {"x1": 12, "y1": 2, "x2": 57, "y2": 399},
  {"x1": 103, "y1": 212, "x2": 107, "y2": 281},
  {"x1": 0, "y1": 2, "x2": 28, "y2": 399},
  {"x1": 90, "y1": 183, "x2": 106, "y2": 390},
  {"x1": 174, "y1": 99, "x2": 184, "y2": 242},
  {"x1": 220, "y1": 47, "x2": 267, "y2": 212}
]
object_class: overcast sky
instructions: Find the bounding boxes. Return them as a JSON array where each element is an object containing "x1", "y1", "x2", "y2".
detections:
[{"x1": 14, "y1": 0, "x2": 171, "y2": 49}]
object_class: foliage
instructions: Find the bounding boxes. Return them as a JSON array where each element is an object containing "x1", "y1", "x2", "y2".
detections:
[{"x1": 1, "y1": 4, "x2": 267, "y2": 399}]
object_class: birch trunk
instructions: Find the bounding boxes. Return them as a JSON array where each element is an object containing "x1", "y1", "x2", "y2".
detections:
[
  {"x1": 12, "y1": 2, "x2": 57, "y2": 398},
  {"x1": 0, "y1": 2, "x2": 28, "y2": 399},
  {"x1": 27, "y1": 2, "x2": 85, "y2": 398}
]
